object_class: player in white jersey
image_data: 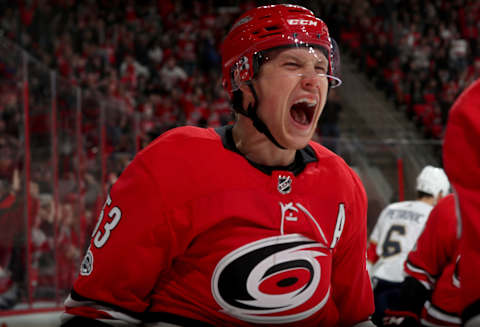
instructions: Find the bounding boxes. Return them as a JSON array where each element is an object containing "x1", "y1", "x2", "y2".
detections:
[{"x1": 366, "y1": 165, "x2": 450, "y2": 326}]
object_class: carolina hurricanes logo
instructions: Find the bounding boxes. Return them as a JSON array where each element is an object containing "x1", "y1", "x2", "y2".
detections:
[{"x1": 211, "y1": 234, "x2": 331, "y2": 323}]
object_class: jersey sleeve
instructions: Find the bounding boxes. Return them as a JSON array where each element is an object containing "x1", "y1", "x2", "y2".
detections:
[
  {"x1": 367, "y1": 217, "x2": 383, "y2": 267},
  {"x1": 404, "y1": 194, "x2": 457, "y2": 290},
  {"x1": 366, "y1": 206, "x2": 389, "y2": 275},
  {"x1": 368, "y1": 210, "x2": 383, "y2": 245},
  {"x1": 366, "y1": 242, "x2": 379, "y2": 272},
  {"x1": 443, "y1": 79, "x2": 480, "y2": 321},
  {"x1": 331, "y1": 168, "x2": 374, "y2": 326},
  {"x1": 63, "y1": 147, "x2": 193, "y2": 325}
]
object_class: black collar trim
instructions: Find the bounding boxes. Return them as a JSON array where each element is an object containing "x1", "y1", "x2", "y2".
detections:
[{"x1": 215, "y1": 125, "x2": 317, "y2": 176}]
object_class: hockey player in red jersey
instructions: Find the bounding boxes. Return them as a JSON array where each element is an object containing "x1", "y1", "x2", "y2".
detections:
[
  {"x1": 442, "y1": 79, "x2": 480, "y2": 327},
  {"x1": 382, "y1": 194, "x2": 461, "y2": 326},
  {"x1": 403, "y1": 194, "x2": 461, "y2": 326},
  {"x1": 382, "y1": 79, "x2": 480, "y2": 327},
  {"x1": 61, "y1": 4, "x2": 374, "y2": 327}
]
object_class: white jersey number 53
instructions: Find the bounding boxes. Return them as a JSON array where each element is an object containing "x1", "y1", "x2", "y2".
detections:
[{"x1": 92, "y1": 194, "x2": 123, "y2": 248}]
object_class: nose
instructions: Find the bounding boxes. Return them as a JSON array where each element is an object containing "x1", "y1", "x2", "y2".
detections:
[{"x1": 300, "y1": 72, "x2": 323, "y2": 90}]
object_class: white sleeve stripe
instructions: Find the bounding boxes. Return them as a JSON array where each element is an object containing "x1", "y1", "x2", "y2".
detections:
[
  {"x1": 405, "y1": 261, "x2": 436, "y2": 284},
  {"x1": 64, "y1": 294, "x2": 96, "y2": 307},
  {"x1": 103, "y1": 310, "x2": 142, "y2": 324},
  {"x1": 64, "y1": 294, "x2": 142, "y2": 324},
  {"x1": 452, "y1": 274, "x2": 460, "y2": 288},
  {"x1": 421, "y1": 320, "x2": 451, "y2": 327},
  {"x1": 61, "y1": 314, "x2": 131, "y2": 327},
  {"x1": 422, "y1": 301, "x2": 462, "y2": 325},
  {"x1": 419, "y1": 279, "x2": 433, "y2": 290},
  {"x1": 352, "y1": 321, "x2": 376, "y2": 327}
]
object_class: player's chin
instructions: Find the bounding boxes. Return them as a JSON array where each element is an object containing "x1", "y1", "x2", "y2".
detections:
[
  {"x1": 280, "y1": 133, "x2": 312, "y2": 150},
  {"x1": 285, "y1": 126, "x2": 316, "y2": 147}
]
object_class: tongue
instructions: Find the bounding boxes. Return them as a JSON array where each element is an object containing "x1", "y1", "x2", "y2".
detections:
[{"x1": 291, "y1": 107, "x2": 309, "y2": 125}]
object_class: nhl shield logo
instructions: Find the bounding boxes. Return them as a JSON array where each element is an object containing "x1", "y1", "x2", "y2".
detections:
[{"x1": 277, "y1": 175, "x2": 292, "y2": 194}]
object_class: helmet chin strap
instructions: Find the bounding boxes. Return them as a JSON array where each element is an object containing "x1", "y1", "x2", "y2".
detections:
[{"x1": 235, "y1": 83, "x2": 287, "y2": 150}]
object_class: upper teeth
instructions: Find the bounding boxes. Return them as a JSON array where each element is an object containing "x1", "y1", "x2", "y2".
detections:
[{"x1": 294, "y1": 98, "x2": 317, "y2": 107}]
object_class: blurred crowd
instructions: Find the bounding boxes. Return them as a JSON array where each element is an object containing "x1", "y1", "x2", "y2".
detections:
[
  {"x1": 1, "y1": 0, "x2": 240, "y2": 140},
  {"x1": 322, "y1": 0, "x2": 480, "y2": 139},
  {"x1": 0, "y1": 0, "x2": 478, "y2": 153},
  {"x1": 0, "y1": 0, "x2": 479, "y2": 309}
]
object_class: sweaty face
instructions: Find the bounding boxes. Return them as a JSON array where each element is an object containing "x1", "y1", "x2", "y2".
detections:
[{"x1": 252, "y1": 47, "x2": 330, "y2": 150}]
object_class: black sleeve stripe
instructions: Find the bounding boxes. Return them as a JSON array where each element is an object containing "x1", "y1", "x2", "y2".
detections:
[
  {"x1": 69, "y1": 289, "x2": 214, "y2": 326},
  {"x1": 70, "y1": 288, "x2": 144, "y2": 320}
]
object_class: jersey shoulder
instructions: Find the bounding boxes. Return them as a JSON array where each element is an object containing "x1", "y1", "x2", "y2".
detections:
[
  {"x1": 136, "y1": 126, "x2": 221, "y2": 167},
  {"x1": 387, "y1": 200, "x2": 431, "y2": 211},
  {"x1": 147, "y1": 126, "x2": 220, "y2": 152},
  {"x1": 308, "y1": 140, "x2": 343, "y2": 163},
  {"x1": 308, "y1": 141, "x2": 360, "y2": 180},
  {"x1": 428, "y1": 194, "x2": 456, "y2": 228},
  {"x1": 308, "y1": 141, "x2": 366, "y2": 201},
  {"x1": 121, "y1": 127, "x2": 225, "y2": 205},
  {"x1": 433, "y1": 193, "x2": 456, "y2": 215}
]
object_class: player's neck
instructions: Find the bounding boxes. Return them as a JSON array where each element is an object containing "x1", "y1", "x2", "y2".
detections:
[
  {"x1": 418, "y1": 197, "x2": 436, "y2": 206},
  {"x1": 232, "y1": 121, "x2": 296, "y2": 167}
]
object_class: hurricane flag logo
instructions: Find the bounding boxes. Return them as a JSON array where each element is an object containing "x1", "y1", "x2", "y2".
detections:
[{"x1": 211, "y1": 234, "x2": 330, "y2": 323}]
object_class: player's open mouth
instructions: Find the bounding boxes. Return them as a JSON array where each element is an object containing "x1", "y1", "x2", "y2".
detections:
[{"x1": 290, "y1": 98, "x2": 316, "y2": 126}]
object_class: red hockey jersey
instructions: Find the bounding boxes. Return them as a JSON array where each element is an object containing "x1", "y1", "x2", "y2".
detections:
[
  {"x1": 443, "y1": 79, "x2": 480, "y2": 322},
  {"x1": 63, "y1": 125, "x2": 374, "y2": 326},
  {"x1": 404, "y1": 194, "x2": 461, "y2": 326}
]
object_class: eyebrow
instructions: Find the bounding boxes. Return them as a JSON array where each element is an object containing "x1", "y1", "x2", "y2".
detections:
[
  {"x1": 278, "y1": 53, "x2": 328, "y2": 67},
  {"x1": 272, "y1": 53, "x2": 299, "y2": 63}
]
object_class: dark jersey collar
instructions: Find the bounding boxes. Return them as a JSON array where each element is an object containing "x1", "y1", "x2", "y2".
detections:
[{"x1": 215, "y1": 125, "x2": 318, "y2": 176}]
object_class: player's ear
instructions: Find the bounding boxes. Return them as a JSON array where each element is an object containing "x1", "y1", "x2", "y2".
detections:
[
  {"x1": 239, "y1": 84, "x2": 255, "y2": 109},
  {"x1": 238, "y1": 83, "x2": 250, "y2": 95}
]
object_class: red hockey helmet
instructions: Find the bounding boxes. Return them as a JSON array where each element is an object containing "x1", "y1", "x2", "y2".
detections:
[{"x1": 221, "y1": 4, "x2": 341, "y2": 96}]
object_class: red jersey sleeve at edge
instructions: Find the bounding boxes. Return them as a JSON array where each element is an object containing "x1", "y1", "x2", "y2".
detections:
[
  {"x1": 367, "y1": 242, "x2": 379, "y2": 265},
  {"x1": 331, "y1": 166, "x2": 374, "y2": 326},
  {"x1": 70, "y1": 150, "x2": 189, "y2": 317},
  {"x1": 406, "y1": 194, "x2": 457, "y2": 280}
]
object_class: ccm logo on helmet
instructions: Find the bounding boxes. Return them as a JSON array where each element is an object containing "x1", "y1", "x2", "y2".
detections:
[{"x1": 287, "y1": 19, "x2": 318, "y2": 26}]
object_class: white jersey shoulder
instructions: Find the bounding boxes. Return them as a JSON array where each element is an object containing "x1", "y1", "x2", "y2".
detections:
[{"x1": 370, "y1": 200, "x2": 433, "y2": 282}]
